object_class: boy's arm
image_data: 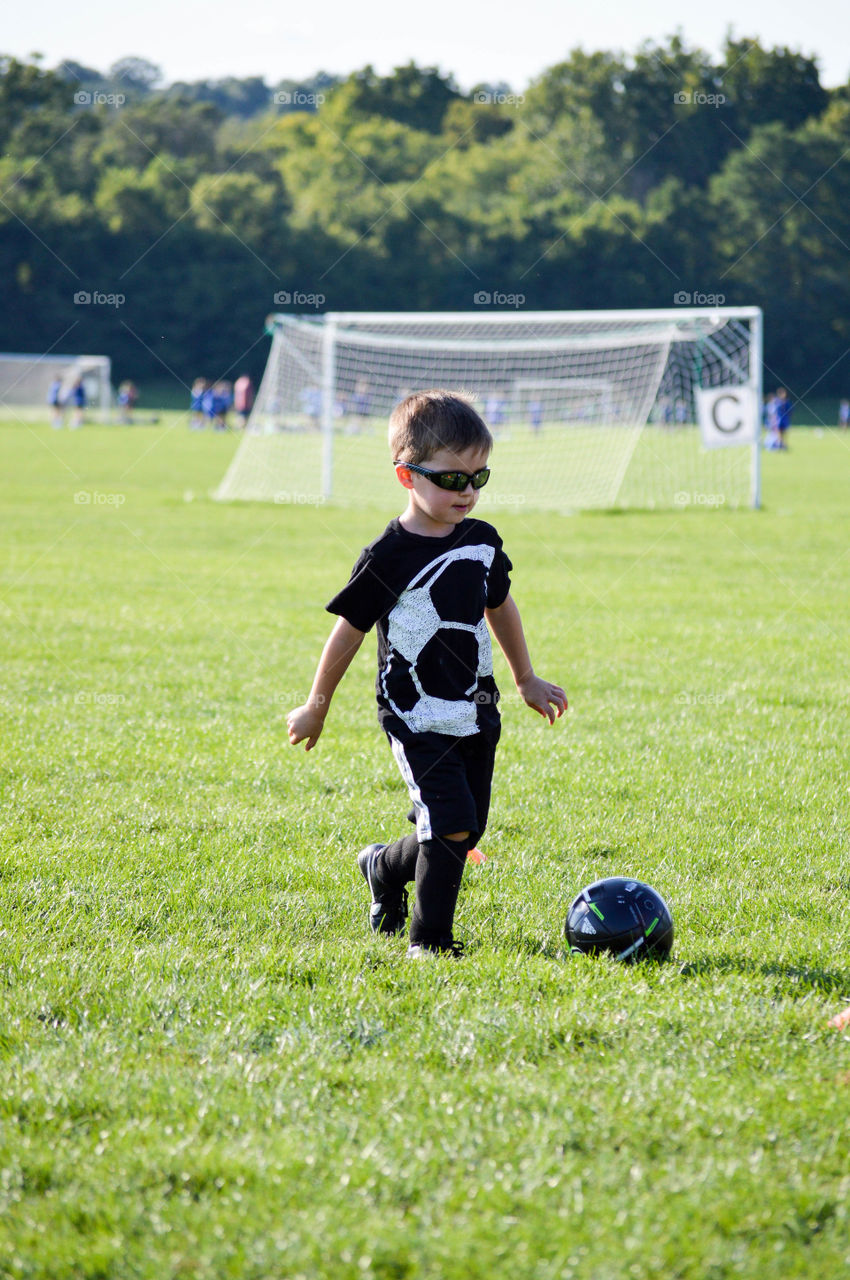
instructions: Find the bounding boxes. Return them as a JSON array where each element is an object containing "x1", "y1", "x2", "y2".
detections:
[
  {"x1": 287, "y1": 616, "x2": 366, "y2": 751},
  {"x1": 485, "y1": 592, "x2": 567, "y2": 724}
]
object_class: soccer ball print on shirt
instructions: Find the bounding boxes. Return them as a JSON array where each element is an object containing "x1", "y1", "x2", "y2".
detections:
[{"x1": 381, "y1": 543, "x2": 496, "y2": 736}]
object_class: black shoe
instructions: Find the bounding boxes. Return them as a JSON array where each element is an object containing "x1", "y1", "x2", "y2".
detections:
[
  {"x1": 357, "y1": 843, "x2": 408, "y2": 935},
  {"x1": 407, "y1": 937, "x2": 465, "y2": 959}
]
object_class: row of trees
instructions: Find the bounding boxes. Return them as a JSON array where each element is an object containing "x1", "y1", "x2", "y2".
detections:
[{"x1": 1, "y1": 40, "x2": 849, "y2": 399}]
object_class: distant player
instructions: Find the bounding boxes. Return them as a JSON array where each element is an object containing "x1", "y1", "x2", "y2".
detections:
[
  {"x1": 287, "y1": 390, "x2": 566, "y2": 957},
  {"x1": 68, "y1": 378, "x2": 86, "y2": 429},
  {"x1": 117, "y1": 380, "x2": 138, "y2": 424},
  {"x1": 211, "y1": 381, "x2": 231, "y2": 430},
  {"x1": 190, "y1": 378, "x2": 208, "y2": 429},
  {"x1": 763, "y1": 392, "x2": 781, "y2": 450},
  {"x1": 485, "y1": 392, "x2": 507, "y2": 428},
  {"x1": 838, "y1": 399, "x2": 849, "y2": 431},
  {"x1": 774, "y1": 387, "x2": 792, "y2": 450},
  {"x1": 351, "y1": 377, "x2": 371, "y2": 417},
  {"x1": 233, "y1": 374, "x2": 254, "y2": 428},
  {"x1": 299, "y1": 385, "x2": 321, "y2": 429},
  {"x1": 47, "y1": 376, "x2": 64, "y2": 429}
]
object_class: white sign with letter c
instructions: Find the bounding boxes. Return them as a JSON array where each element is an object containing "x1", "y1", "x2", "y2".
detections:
[{"x1": 697, "y1": 386, "x2": 758, "y2": 448}]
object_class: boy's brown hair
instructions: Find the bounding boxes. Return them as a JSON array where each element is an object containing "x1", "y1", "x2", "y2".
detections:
[{"x1": 388, "y1": 390, "x2": 493, "y2": 464}]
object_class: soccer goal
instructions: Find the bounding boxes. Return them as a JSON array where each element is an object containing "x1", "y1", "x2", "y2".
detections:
[
  {"x1": 214, "y1": 309, "x2": 762, "y2": 512},
  {"x1": 0, "y1": 353, "x2": 112, "y2": 419}
]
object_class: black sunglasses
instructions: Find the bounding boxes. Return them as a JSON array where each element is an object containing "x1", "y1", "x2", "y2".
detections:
[{"x1": 395, "y1": 460, "x2": 491, "y2": 492}]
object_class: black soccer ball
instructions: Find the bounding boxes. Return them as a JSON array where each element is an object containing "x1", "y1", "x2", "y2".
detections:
[{"x1": 565, "y1": 877, "x2": 673, "y2": 962}]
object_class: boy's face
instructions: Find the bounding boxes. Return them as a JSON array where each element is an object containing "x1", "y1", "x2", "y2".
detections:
[{"x1": 396, "y1": 444, "x2": 491, "y2": 535}]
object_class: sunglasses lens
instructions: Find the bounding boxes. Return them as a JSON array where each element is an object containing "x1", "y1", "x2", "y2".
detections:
[
  {"x1": 435, "y1": 472, "x2": 466, "y2": 491},
  {"x1": 425, "y1": 467, "x2": 491, "y2": 491},
  {"x1": 434, "y1": 469, "x2": 491, "y2": 491}
]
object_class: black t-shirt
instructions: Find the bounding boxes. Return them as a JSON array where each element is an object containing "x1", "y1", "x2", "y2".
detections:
[{"x1": 327, "y1": 517, "x2": 512, "y2": 739}]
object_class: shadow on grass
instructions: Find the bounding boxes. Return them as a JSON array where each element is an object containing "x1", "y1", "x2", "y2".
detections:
[{"x1": 678, "y1": 955, "x2": 850, "y2": 996}]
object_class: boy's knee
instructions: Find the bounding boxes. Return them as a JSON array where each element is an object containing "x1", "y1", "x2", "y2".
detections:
[{"x1": 444, "y1": 831, "x2": 470, "y2": 842}]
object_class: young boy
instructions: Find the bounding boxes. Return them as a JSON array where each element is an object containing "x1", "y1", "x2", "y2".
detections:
[{"x1": 287, "y1": 390, "x2": 566, "y2": 957}]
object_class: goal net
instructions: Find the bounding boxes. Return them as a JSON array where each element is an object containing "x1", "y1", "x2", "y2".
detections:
[
  {"x1": 214, "y1": 309, "x2": 762, "y2": 512},
  {"x1": 0, "y1": 353, "x2": 112, "y2": 419}
]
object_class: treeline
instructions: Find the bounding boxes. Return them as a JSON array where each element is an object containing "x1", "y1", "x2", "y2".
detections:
[{"x1": 1, "y1": 40, "x2": 849, "y2": 398}]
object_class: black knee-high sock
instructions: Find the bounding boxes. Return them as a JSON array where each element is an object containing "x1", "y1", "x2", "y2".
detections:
[
  {"x1": 376, "y1": 834, "x2": 419, "y2": 887},
  {"x1": 409, "y1": 834, "x2": 470, "y2": 944}
]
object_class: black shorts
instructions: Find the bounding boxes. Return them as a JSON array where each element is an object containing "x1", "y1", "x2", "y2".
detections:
[{"x1": 386, "y1": 727, "x2": 500, "y2": 844}]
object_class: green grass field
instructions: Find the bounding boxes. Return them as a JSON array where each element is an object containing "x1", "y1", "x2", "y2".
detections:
[{"x1": 1, "y1": 414, "x2": 849, "y2": 1279}]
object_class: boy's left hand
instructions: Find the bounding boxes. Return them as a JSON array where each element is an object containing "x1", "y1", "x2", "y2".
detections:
[{"x1": 517, "y1": 675, "x2": 567, "y2": 724}]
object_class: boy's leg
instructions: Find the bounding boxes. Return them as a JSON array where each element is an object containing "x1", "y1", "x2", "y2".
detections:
[
  {"x1": 408, "y1": 729, "x2": 499, "y2": 945},
  {"x1": 410, "y1": 729, "x2": 500, "y2": 944},
  {"x1": 358, "y1": 841, "x2": 410, "y2": 935},
  {"x1": 369, "y1": 830, "x2": 469, "y2": 946},
  {"x1": 386, "y1": 731, "x2": 499, "y2": 946},
  {"x1": 456, "y1": 728, "x2": 499, "y2": 847},
  {"x1": 377, "y1": 833, "x2": 419, "y2": 885},
  {"x1": 409, "y1": 832, "x2": 470, "y2": 946}
]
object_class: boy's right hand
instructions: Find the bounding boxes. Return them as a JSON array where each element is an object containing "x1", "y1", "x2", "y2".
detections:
[{"x1": 287, "y1": 704, "x2": 325, "y2": 751}]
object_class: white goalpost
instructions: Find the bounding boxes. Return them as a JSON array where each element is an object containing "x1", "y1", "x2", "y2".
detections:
[
  {"x1": 214, "y1": 309, "x2": 762, "y2": 512},
  {"x1": 0, "y1": 353, "x2": 112, "y2": 419}
]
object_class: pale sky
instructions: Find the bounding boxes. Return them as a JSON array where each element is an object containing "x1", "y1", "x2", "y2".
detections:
[{"x1": 6, "y1": 0, "x2": 849, "y2": 90}]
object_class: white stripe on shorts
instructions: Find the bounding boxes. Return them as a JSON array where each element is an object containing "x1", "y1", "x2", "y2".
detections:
[{"x1": 388, "y1": 734, "x2": 432, "y2": 841}]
